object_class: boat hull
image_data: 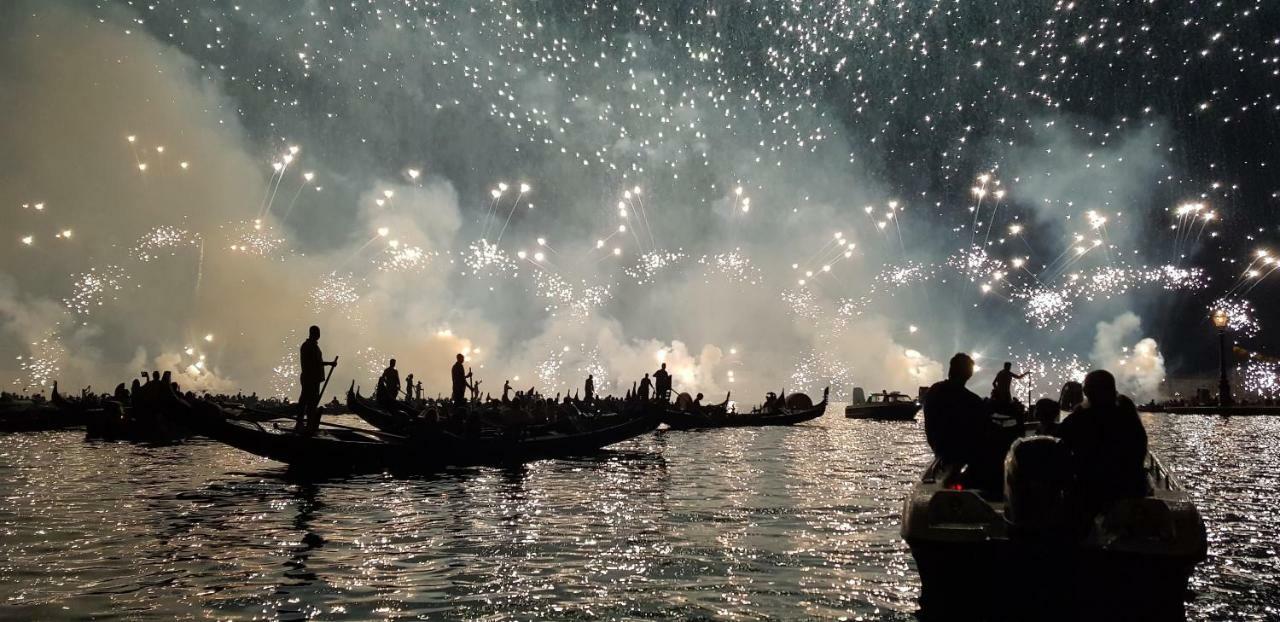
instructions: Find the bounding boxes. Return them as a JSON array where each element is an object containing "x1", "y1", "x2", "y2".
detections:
[
  {"x1": 844, "y1": 402, "x2": 919, "y2": 420},
  {"x1": 901, "y1": 454, "x2": 1206, "y2": 620},
  {"x1": 661, "y1": 402, "x2": 827, "y2": 430},
  {"x1": 907, "y1": 539, "x2": 1199, "y2": 620}
]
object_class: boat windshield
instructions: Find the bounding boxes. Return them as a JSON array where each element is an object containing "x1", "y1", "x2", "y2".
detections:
[{"x1": 869, "y1": 392, "x2": 912, "y2": 404}]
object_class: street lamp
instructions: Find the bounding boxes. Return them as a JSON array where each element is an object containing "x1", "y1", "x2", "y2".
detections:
[{"x1": 1211, "y1": 309, "x2": 1232, "y2": 407}]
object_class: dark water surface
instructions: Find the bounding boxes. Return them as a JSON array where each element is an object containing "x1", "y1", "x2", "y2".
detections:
[{"x1": 1, "y1": 411, "x2": 1277, "y2": 620}]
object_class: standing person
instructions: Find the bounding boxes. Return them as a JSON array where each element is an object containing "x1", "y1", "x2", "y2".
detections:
[
  {"x1": 377, "y1": 359, "x2": 401, "y2": 405},
  {"x1": 584, "y1": 374, "x2": 595, "y2": 403},
  {"x1": 295, "y1": 325, "x2": 337, "y2": 435},
  {"x1": 638, "y1": 373, "x2": 652, "y2": 400},
  {"x1": 404, "y1": 373, "x2": 415, "y2": 400},
  {"x1": 451, "y1": 354, "x2": 471, "y2": 406},
  {"x1": 991, "y1": 362, "x2": 1028, "y2": 405},
  {"x1": 653, "y1": 363, "x2": 672, "y2": 401}
]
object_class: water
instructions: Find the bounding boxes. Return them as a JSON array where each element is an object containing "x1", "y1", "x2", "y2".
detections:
[{"x1": 1, "y1": 410, "x2": 1277, "y2": 620}]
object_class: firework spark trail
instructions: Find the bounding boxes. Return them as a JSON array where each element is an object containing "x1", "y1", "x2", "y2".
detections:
[
  {"x1": 494, "y1": 184, "x2": 529, "y2": 244},
  {"x1": 280, "y1": 171, "x2": 315, "y2": 222}
]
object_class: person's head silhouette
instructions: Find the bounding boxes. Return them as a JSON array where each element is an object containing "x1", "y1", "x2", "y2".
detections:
[
  {"x1": 948, "y1": 353, "x2": 975, "y2": 383},
  {"x1": 309, "y1": 325, "x2": 320, "y2": 340},
  {"x1": 1003, "y1": 362, "x2": 1012, "y2": 371},
  {"x1": 1083, "y1": 369, "x2": 1118, "y2": 408}
]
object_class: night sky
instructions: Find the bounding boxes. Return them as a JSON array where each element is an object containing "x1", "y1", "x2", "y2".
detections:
[{"x1": 2, "y1": 0, "x2": 1277, "y2": 397}]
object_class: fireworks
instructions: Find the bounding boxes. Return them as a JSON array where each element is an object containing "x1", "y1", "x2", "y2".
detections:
[
  {"x1": 699, "y1": 251, "x2": 762, "y2": 285},
  {"x1": 64, "y1": 265, "x2": 130, "y2": 317},
  {"x1": 1209, "y1": 297, "x2": 1260, "y2": 339},
  {"x1": 131, "y1": 226, "x2": 201, "y2": 262}
]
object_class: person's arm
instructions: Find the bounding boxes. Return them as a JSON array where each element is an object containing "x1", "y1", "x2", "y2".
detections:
[{"x1": 1014, "y1": 372, "x2": 1028, "y2": 379}]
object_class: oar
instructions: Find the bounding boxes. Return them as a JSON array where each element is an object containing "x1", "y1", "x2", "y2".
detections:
[
  {"x1": 318, "y1": 355, "x2": 339, "y2": 404},
  {"x1": 314, "y1": 419, "x2": 409, "y2": 442}
]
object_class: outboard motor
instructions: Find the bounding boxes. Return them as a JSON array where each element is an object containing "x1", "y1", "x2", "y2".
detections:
[
  {"x1": 1004, "y1": 436, "x2": 1072, "y2": 536},
  {"x1": 850, "y1": 387, "x2": 866, "y2": 404}
]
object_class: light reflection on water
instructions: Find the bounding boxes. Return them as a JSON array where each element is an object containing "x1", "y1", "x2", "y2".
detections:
[{"x1": 0, "y1": 411, "x2": 1276, "y2": 620}]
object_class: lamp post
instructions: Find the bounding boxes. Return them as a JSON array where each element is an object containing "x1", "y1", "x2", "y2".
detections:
[{"x1": 1211, "y1": 309, "x2": 1232, "y2": 407}]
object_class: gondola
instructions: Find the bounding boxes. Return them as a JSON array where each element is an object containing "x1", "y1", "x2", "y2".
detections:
[
  {"x1": 347, "y1": 383, "x2": 422, "y2": 435},
  {"x1": 662, "y1": 388, "x2": 829, "y2": 430},
  {"x1": 902, "y1": 444, "x2": 1207, "y2": 620},
  {"x1": 0, "y1": 398, "x2": 69, "y2": 432},
  {"x1": 187, "y1": 389, "x2": 661, "y2": 472}
]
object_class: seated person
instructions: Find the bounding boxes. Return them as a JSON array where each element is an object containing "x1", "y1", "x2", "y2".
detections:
[
  {"x1": 1033, "y1": 398, "x2": 1061, "y2": 435},
  {"x1": 924, "y1": 353, "x2": 1007, "y2": 492},
  {"x1": 1056, "y1": 370, "x2": 1149, "y2": 518}
]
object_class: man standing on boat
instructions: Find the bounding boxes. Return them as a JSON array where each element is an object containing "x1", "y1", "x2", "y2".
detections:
[
  {"x1": 638, "y1": 373, "x2": 652, "y2": 401},
  {"x1": 653, "y1": 363, "x2": 672, "y2": 402},
  {"x1": 296, "y1": 325, "x2": 337, "y2": 435},
  {"x1": 991, "y1": 361, "x2": 1028, "y2": 406},
  {"x1": 584, "y1": 374, "x2": 595, "y2": 404},
  {"x1": 377, "y1": 359, "x2": 401, "y2": 406},
  {"x1": 451, "y1": 353, "x2": 471, "y2": 407}
]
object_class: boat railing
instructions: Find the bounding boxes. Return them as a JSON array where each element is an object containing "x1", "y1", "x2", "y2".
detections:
[{"x1": 1145, "y1": 452, "x2": 1179, "y2": 491}]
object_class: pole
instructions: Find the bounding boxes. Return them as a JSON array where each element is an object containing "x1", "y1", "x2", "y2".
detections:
[
  {"x1": 319, "y1": 355, "x2": 339, "y2": 404},
  {"x1": 1218, "y1": 330, "x2": 1232, "y2": 407}
]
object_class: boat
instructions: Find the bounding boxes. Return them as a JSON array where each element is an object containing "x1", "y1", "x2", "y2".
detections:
[
  {"x1": 844, "y1": 389, "x2": 920, "y2": 420},
  {"x1": 186, "y1": 389, "x2": 661, "y2": 471},
  {"x1": 346, "y1": 383, "x2": 424, "y2": 435},
  {"x1": 901, "y1": 444, "x2": 1207, "y2": 619},
  {"x1": 662, "y1": 388, "x2": 829, "y2": 430}
]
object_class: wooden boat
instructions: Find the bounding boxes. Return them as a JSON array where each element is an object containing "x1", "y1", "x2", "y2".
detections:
[
  {"x1": 187, "y1": 391, "x2": 661, "y2": 472},
  {"x1": 0, "y1": 399, "x2": 69, "y2": 432},
  {"x1": 902, "y1": 443, "x2": 1207, "y2": 620},
  {"x1": 844, "y1": 390, "x2": 920, "y2": 420},
  {"x1": 346, "y1": 383, "x2": 423, "y2": 435},
  {"x1": 662, "y1": 388, "x2": 828, "y2": 430}
]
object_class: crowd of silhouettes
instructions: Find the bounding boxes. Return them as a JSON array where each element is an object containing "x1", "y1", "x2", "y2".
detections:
[{"x1": 924, "y1": 352, "x2": 1151, "y2": 529}]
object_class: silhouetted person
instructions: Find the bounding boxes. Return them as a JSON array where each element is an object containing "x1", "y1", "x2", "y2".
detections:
[
  {"x1": 584, "y1": 374, "x2": 594, "y2": 403},
  {"x1": 653, "y1": 363, "x2": 672, "y2": 401},
  {"x1": 638, "y1": 373, "x2": 652, "y2": 400},
  {"x1": 295, "y1": 325, "x2": 337, "y2": 435},
  {"x1": 502, "y1": 380, "x2": 512, "y2": 403},
  {"x1": 404, "y1": 373, "x2": 414, "y2": 400},
  {"x1": 451, "y1": 354, "x2": 470, "y2": 406},
  {"x1": 924, "y1": 353, "x2": 1005, "y2": 491},
  {"x1": 992, "y1": 361, "x2": 1027, "y2": 405},
  {"x1": 377, "y1": 359, "x2": 401, "y2": 405},
  {"x1": 692, "y1": 392, "x2": 704, "y2": 412},
  {"x1": 1033, "y1": 398, "x2": 1061, "y2": 435},
  {"x1": 1057, "y1": 370, "x2": 1149, "y2": 519}
]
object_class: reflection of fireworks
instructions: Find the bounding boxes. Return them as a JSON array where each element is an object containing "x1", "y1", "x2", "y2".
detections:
[
  {"x1": 64, "y1": 265, "x2": 130, "y2": 317},
  {"x1": 1210, "y1": 297, "x2": 1260, "y2": 338},
  {"x1": 132, "y1": 226, "x2": 201, "y2": 262}
]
